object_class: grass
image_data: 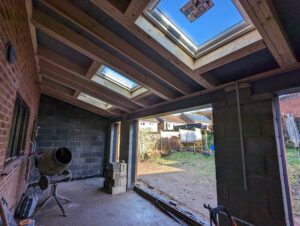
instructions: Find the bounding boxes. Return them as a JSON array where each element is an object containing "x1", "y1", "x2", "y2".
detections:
[
  {"x1": 152, "y1": 152, "x2": 216, "y2": 184},
  {"x1": 286, "y1": 148, "x2": 300, "y2": 187},
  {"x1": 285, "y1": 148, "x2": 300, "y2": 215}
]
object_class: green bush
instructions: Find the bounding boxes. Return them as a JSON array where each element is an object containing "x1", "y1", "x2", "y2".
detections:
[{"x1": 138, "y1": 128, "x2": 160, "y2": 160}]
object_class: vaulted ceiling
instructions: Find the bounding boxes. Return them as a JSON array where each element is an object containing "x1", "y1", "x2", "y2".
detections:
[{"x1": 25, "y1": 0, "x2": 300, "y2": 119}]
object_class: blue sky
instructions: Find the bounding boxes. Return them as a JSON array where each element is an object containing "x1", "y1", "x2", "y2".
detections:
[
  {"x1": 101, "y1": 66, "x2": 138, "y2": 90},
  {"x1": 156, "y1": 0, "x2": 244, "y2": 46}
]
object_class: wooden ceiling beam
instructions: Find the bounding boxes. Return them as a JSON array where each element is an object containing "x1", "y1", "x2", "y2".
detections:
[
  {"x1": 32, "y1": 9, "x2": 175, "y2": 100},
  {"x1": 116, "y1": 61, "x2": 300, "y2": 120},
  {"x1": 38, "y1": 49, "x2": 147, "y2": 108},
  {"x1": 194, "y1": 31, "x2": 266, "y2": 74},
  {"x1": 25, "y1": 0, "x2": 41, "y2": 82},
  {"x1": 42, "y1": 77, "x2": 75, "y2": 96},
  {"x1": 132, "y1": 91, "x2": 152, "y2": 101},
  {"x1": 38, "y1": 47, "x2": 87, "y2": 77},
  {"x1": 41, "y1": 70, "x2": 133, "y2": 113},
  {"x1": 124, "y1": 0, "x2": 151, "y2": 21},
  {"x1": 90, "y1": 0, "x2": 214, "y2": 89},
  {"x1": 41, "y1": 86, "x2": 116, "y2": 117},
  {"x1": 73, "y1": 61, "x2": 101, "y2": 98},
  {"x1": 40, "y1": 0, "x2": 195, "y2": 93},
  {"x1": 39, "y1": 60, "x2": 142, "y2": 112},
  {"x1": 239, "y1": 0, "x2": 296, "y2": 67}
]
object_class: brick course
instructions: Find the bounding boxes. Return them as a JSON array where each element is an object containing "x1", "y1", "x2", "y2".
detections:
[
  {"x1": 280, "y1": 93, "x2": 300, "y2": 117},
  {"x1": 0, "y1": 0, "x2": 40, "y2": 208}
]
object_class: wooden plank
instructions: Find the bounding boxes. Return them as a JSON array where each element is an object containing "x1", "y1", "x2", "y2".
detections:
[
  {"x1": 132, "y1": 91, "x2": 152, "y2": 101},
  {"x1": 114, "y1": 62, "x2": 300, "y2": 120},
  {"x1": 40, "y1": 60, "x2": 144, "y2": 110},
  {"x1": 38, "y1": 51, "x2": 147, "y2": 108},
  {"x1": 25, "y1": 0, "x2": 40, "y2": 82},
  {"x1": 32, "y1": 9, "x2": 175, "y2": 100},
  {"x1": 194, "y1": 31, "x2": 265, "y2": 74},
  {"x1": 41, "y1": 86, "x2": 116, "y2": 117},
  {"x1": 239, "y1": 0, "x2": 296, "y2": 67},
  {"x1": 38, "y1": 47, "x2": 87, "y2": 77},
  {"x1": 73, "y1": 61, "x2": 100, "y2": 98},
  {"x1": 85, "y1": 61, "x2": 101, "y2": 79},
  {"x1": 39, "y1": 60, "x2": 142, "y2": 112},
  {"x1": 40, "y1": 0, "x2": 196, "y2": 93},
  {"x1": 42, "y1": 77, "x2": 75, "y2": 96},
  {"x1": 41, "y1": 70, "x2": 133, "y2": 113},
  {"x1": 124, "y1": 0, "x2": 151, "y2": 21},
  {"x1": 90, "y1": 0, "x2": 214, "y2": 88}
]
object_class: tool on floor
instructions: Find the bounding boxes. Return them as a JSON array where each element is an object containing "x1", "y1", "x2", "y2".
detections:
[
  {"x1": 204, "y1": 204, "x2": 237, "y2": 226},
  {"x1": 15, "y1": 193, "x2": 38, "y2": 219},
  {"x1": 32, "y1": 147, "x2": 73, "y2": 217}
]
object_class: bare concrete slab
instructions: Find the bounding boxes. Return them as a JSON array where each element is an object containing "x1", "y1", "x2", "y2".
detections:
[{"x1": 35, "y1": 178, "x2": 179, "y2": 226}]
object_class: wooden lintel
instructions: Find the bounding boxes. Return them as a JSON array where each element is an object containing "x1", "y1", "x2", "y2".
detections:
[
  {"x1": 239, "y1": 0, "x2": 296, "y2": 67},
  {"x1": 32, "y1": 9, "x2": 175, "y2": 100}
]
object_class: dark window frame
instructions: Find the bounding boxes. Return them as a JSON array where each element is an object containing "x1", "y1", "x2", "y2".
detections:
[{"x1": 6, "y1": 95, "x2": 30, "y2": 162}]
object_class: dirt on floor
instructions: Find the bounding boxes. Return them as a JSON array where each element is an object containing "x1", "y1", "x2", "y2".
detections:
[
  {"x1": 34, "y1": 178, "x2": 179, "y2": 226},
  {"x1": 137, "y1": 152, "x2": 217, "y2": 221}
]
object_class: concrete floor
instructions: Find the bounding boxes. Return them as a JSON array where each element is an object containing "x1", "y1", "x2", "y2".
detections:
[{"x1": 35, "y1": 178, "x2": 179, "y2": 226}]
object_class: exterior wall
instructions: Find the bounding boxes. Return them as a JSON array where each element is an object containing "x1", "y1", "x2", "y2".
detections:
[
  {"x1": 33, "y1": 95, "x2": 108, "y2": 180},
  {"x1": 139, "y1": 121, "x2": 158, "y2": 132},
  {"x1": 213, "y1": 88, "x2": 287, "y2": 225},
  {"x1": 0, "y1": 0, "x2": 40, "y2": 208},
  {"x1": 166, "y1": 122, "x2": 185, "y2": 130},
  {"x1": 280, "y1": 94, "x2": 300, "y2": 117}
]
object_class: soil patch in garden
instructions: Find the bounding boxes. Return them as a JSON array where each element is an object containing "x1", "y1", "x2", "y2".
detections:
[{"x1": 137, "y1": 152, "x2": 217, "y2": 221}]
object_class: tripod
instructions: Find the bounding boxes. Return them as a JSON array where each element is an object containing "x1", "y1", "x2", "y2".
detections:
[{"x1": 36, "y1": 182, "x2": 72, "y2": 217}]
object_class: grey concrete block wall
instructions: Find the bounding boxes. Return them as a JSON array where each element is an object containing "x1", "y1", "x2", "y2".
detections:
[
  {"x1": 32, "y1": 95, "x2": 109, "y2": 180},
  {"x1": 213, "y1": 87, "x2": 287, "y2": 226}
]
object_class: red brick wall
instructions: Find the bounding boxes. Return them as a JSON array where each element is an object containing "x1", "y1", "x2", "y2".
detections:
[
  {"x1": 0, "y1": 0, "x2": 40, "y2": 208},
  {"x1": 280, "y1": 94, "x2": 300, "y2": 117}
]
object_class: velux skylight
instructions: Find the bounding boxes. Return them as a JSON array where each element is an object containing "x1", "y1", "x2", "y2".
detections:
[
  {"x1": 141, "y1": 0, "x2": 253, "y2": 57},
  {"x1": 77, "y1": 93, "x2": 113, "y2": 110},
  {"x1": 91, "y1": 65, "x2": 147, "y2": 98},
  {"x1": 100, "y1": 66, "x2": 138, "y2": 91}
]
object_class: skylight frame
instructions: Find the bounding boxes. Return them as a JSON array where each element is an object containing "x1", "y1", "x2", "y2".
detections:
[
  {"x1": 92, "y1": 65, "x2": 148, "y2": 99},
  {"x1": 97, "y1": 65, "x2": 140, "y2": 92},
  {"x1": 77, "y1": 92, "x2": 113, "y2": 110},
  {"x1": 143, "y1": 0, "x2": 255, "y2": 58}
]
